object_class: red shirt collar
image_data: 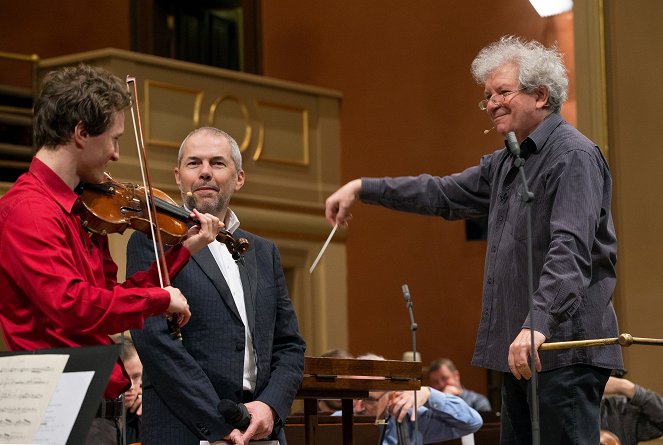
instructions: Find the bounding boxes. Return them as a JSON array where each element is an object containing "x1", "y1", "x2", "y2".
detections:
[{"x1": 29, "y1": 157, "x2": 79, "y2": 213}]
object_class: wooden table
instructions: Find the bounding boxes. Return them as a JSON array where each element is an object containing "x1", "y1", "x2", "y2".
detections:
[{"x1": 295, "y1": 357, "x2": 422, "y2": 445}]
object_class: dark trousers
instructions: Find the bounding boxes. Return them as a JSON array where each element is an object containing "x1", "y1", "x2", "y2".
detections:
[{"x1": 500, "y1": 364, "x2": 611, "y2": 445}]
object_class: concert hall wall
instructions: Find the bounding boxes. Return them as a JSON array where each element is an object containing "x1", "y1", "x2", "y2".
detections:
[{"x1": 2, "y1": 0, "x2": 662, "y2": 404}]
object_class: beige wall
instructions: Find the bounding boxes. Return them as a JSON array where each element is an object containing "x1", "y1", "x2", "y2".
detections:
[
  {"x1": 604, "y1": 0, "x2": 663, "y2": 400},
  {"x1": 575, "y1": 1, "x2": 663, "y2": 416},
  {"x1": 574, "y1": 3, "x2": 663, "y2": 439}
]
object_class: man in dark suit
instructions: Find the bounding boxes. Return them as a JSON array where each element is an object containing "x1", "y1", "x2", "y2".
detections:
[{"x1": 128, "y1": 127, "x2": 306, "y2": 445}]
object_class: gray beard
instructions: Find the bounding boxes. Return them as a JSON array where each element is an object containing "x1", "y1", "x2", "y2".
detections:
[{"x1": 182, "y1": 192, "x2": 230, "y2": 217}]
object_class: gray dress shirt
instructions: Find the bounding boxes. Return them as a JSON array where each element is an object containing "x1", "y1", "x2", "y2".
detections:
[
  {"x1": 360, "y1": 113, "x2": 623, "y2": 373},
  {"x1": 460, "y1": 388, "x2": 492, "y2": 412}
]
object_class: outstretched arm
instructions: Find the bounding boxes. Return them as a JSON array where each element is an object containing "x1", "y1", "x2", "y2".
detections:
[{"x1": 325, "y1": 179, "x2": 362, "y2": 226}]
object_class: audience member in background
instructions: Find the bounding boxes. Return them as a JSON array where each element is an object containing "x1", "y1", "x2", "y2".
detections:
[
  {"x1": 600, "y1": 375, "x2": 663, "y2": 445},
  {"x1": 318, "y1": 348, "x2": 354, "y2": 413},
  {"x1": 428, "y1": 358, "x2": 492, "y2": 412},
  {"x1": 117, "y1": 335, "x2": 143, "y2": 445},
  {"x1": 348, "y1": 353, "x2": 482, "y2": 444},
  {"x1": 111, "y1": 334, "x2": 143, "y2": 443}
]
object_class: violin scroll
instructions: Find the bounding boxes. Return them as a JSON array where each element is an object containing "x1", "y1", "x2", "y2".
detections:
[{"x1": 216, "y1": 229, "x2": 250, "y2": 261}]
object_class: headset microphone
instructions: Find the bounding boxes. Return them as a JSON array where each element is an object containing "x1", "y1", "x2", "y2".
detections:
[{"x1": 483, "y1": 127, "x2": 495, "y2": 135}]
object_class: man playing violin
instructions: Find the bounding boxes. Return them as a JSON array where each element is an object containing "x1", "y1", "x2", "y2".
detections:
[
  {"x1": 127, "y1": 127, "x2": 306, "y2": 445},
  {"x1": 0, "y1": 64, "x2": 227, "y2": 445}
]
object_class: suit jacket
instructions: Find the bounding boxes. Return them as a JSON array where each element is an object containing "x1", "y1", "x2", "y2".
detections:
[{"x1": 128, "y1": 229, "x2": 306, "y2": 445}]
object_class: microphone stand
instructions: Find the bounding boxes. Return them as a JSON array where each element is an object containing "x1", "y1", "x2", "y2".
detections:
[
  {"x1": 505, "y1": 132, "x2": 539, "y2": 445},
  {"x1": 401, "y1": 284, "x2": 418, "y2": 445},
  {"x1": 119, "y1": 332, "x2": 127, "y2": 445}
]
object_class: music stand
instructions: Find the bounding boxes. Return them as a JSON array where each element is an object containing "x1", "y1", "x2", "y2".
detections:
[{"x1": 1, "y1": 344, "x2": 120, "y2": 445}]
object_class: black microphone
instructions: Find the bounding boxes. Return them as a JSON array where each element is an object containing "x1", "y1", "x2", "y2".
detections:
[
  {"x1": 505, "y1": 131, "x2": 521, "y2": 157},
  {"x1": 218, "y1": 399, "x2": 251, "y2": 430}
]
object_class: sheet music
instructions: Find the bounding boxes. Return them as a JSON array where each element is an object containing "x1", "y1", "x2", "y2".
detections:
[
  {"x1": 33, "y1": 371, "x2": 94, "y2": 445},
  {"x1": 0, "y1": 354, "x2": 69, "y2": 444}
]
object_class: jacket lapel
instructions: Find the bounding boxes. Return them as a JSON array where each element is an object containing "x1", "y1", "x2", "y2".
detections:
[
  {"x1": 237, "y1": 232, "x2": 257, "y2": 335},
  {"x1": 191, "y1": 246, "x2": 242, "y2": 322}
]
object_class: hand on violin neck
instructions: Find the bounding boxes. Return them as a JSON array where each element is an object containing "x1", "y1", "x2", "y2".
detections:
[
  {"x1": 182, "y1": 209, "x2": 223, "y2": 254},
  {"x1": 165, "y1": 286, "x2": 191, "y2": 327}
]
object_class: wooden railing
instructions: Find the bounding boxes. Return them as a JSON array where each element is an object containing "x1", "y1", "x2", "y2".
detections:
[{"x1": 0, "y1": 51, "x2": 39, "y2": 183}]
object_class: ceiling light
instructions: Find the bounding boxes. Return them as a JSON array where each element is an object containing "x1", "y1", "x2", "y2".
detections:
[{"x1": 529, "y1": 0, "x2": 573, "y2": 17}]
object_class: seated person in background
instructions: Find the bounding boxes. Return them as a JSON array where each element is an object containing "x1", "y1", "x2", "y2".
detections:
[
  {"x1": 318, "y1": 348, "x2": 354, "y2": 413},
  {"x1": 428, "y1": 358, "x2": 491, "y2": 412},
  {"x1": 115, "y1": 335, "x2": 143, "y2": 445},
  {"x1": 349, "y1": 354, "x2": 482, "y2": 444},
  {"x1": 600, "y1": 375, "x2": 663, "y2": 445},
  {"x1": 600, "y1": 430, "x2": 621, "y2": 445}
]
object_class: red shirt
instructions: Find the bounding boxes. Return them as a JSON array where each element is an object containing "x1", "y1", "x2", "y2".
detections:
[{"x1": 0, "y1": 158, "x2": 191, "y2": 398}]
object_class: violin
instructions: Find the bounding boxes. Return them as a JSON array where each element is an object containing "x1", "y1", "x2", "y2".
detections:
[{"x1": 74, "y1": 175, "x2": 250, "y2": 260}]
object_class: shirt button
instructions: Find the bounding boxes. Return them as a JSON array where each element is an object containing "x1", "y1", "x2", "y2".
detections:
[
  {"x1": 487, "y1": 277, "x2": 493, "y2": 285},
  {"x1": 497, "y1": 216, "x2": 504, "y2": 222},
  {"x1": 491, "y1": 245, "x2": 497, "y2": 253}
]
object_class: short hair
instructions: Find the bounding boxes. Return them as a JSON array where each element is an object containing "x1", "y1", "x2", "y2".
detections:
[
  {"x1": 110, "y1": 333, "x2": 138, "y2": 361},
  {"x1": 357, "y1": 353, "x2": 385, "y2": 361},
  {"x1": 177, "y1": 127, "x2": 243, "y2": 172},
  {"x1": 429, "y1": 357, "x2": 457, "y2": 373},
  {"x1": 320, "y1": 348, "x2": 354, "y2": 359},
  {"x1": 470, "y1": 35, "x2": 568, "y2": 113},
  {"x1": 33, "y1": 64, "x2": 131, "y2": 148}
]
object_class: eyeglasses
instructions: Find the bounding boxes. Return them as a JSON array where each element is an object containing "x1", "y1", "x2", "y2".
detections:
[{"x1": 479, "y1": 87, "x2": 527, "y2": 111}]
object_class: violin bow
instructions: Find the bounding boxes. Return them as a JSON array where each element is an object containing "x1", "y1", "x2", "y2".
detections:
[{"x1": 126, "y1": 76, "x2": 181, "y2": 339}]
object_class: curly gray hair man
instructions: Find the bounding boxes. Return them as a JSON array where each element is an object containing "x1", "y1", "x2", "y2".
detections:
[
  {"x1": 324, "y1": 34, "x2": 621, "y2": 444},
  {"x1": 471, "y1": 35, "x2": 568, "y2": 113}
]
